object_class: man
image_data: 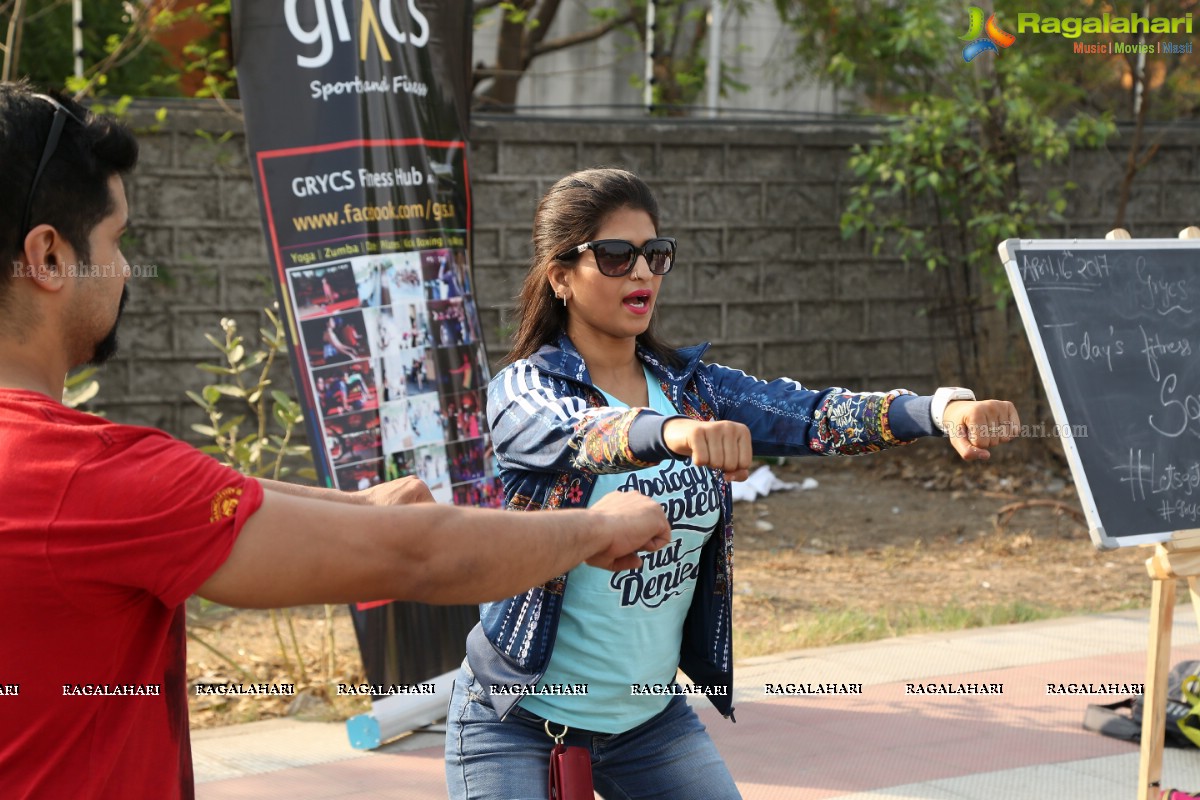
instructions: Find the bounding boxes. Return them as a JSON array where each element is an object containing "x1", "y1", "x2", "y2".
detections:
[{"x1": 0, "y1": 83, "x2": 671, "y2": 799}]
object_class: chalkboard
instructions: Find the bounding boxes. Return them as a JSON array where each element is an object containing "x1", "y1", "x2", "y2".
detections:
[{"x1": 999, "y1": 239, "x2": 1200, "y2": 550}]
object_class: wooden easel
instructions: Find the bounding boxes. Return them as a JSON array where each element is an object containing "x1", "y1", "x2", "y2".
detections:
[
  {"x1": 1118, "y1": 225, "x2": 1200, "y2": 800},
  {"x1": 1142, "y1": 530, "x2": 1200, "y2": 800}
]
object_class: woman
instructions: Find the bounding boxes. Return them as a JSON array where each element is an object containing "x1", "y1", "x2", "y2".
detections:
[
  {"x1": 322, "y1": 316, "x2": 358, "y2": 363},
  {"x1": 445, "y1": 168, "x2": 1019, "y2": 799}
]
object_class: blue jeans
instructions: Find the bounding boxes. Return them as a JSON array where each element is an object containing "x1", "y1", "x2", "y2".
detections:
[{"x1": 444, "y1": 662, "x2": 742, "y2": 800}]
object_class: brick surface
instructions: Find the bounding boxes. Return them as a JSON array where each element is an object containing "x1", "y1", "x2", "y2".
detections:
[
  {"x1": 654, "y1": 183, "x2": 691, "y2": 224},
  {"x1": 503, "y1": 142, "x2": 576, "y2": 177},
  {"x1": 501, "y1": 228, "x2": 533, "y2": 262},
  {"x1": 104, "y1": 401, "x2": 178, "y2": 432},
  {"x1": 674, "y1": 227, "x2": 723, "y2": 262},
  {"x1": 134, "y1": 132, "x2": 174, "y2": 170},
  {"x1": 835, "y1": 340, "x2": 904, "y2": 382},
  {"x1": 726, "y1": 302, "x2": 795, "y2": 341},
  {"x1": 172, "y1": 310, "x2": 264, "y2": 358},
  {"x1": 470, "y1": 229, "x2": 501, "y2": 264},
  {"x1": 729, "y1": 145, "x2": 797, "y2": 179},
  {"x1": 176, "y1": 226, "x2": 267, "y2": 262},
  {"x1": 93, "y1": 106, "x2": 1174, "y2": 443},
  {"x1": 221, "y1": 175, "x2": 263, "y2": 221},
  {"x1": 702, "y1": 344, "x2": 759, "y2": 374},
  {"x1": 146, "y1": 262, "x2": 223, "y2": 310},
  {"x1": 764, "y1": 342, "x2": 831, "y2": 378},
  {"x1": 656, "y1": 304, "x2": 723, "y2": 344},
  {"x1": 693, "y1": 182, "x2": 762, "y2": 222},
  {"x1": 762, "y1": 261, "x2": 836, "y2": 302},
  {"x1": 467, "y1": 140, "x2": 498, "y2": 175},
  {"x1": 470, "y1": 179, "x2": 540, "y2": 223},
  {"x1": 771, "y1": 182, "x2": 840, "y2": 225},
  {"x1": 177, "y1": 131, "x2": 249, "y2": 174},
  {"x1": 472, "y1": 264, "x2": 531, "y2": 310},
  {"x1": 586, "y1": 143, "x2": 656, "y2": 175},
  {"x1": 864, "y1": 299, "x2": 927, "y2": 337},
  {"x1": 221, "y1": 266, "x2": 280, "y2": 309},
  {"x1": 690, "y1": 263, "x2": 759, "y2": 303},
  {"x1": 93, "y1": 360, "x2": 131, "y2": 396},
  {"x1": 659, "y1": 145, "x2": 724, "y2": 179},
  {"x1": 118, "y1": 312, "x2": 175, "y2": 355},
  {"x1": 727, "y1": 228, "x2": 794, "y2": 261},
  {"x1": 799, "y1": 145, "x2": 853, "y2": 181},
  {"x1": 820, "y1": 226, "x2": 867, "y2": 257},
  {"x1": 797, "y1": 301, "x2": 864, "y2": 337},
  {"x1": 135, "y1": 176, "x2": 222, "y2": 222}
]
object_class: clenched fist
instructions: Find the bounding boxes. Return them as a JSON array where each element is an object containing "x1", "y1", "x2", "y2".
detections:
[
  {"x1": 941, "y1": 400, "x2": 1021, "y2": 461},
  {"x1": 662, "y1": 418, "x2": 753, "y2": 482},
  {"x1": 586, "y1": 490, "x2": 672, "y2": 572}
]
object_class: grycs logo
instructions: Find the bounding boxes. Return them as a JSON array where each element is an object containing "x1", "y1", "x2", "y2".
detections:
[
  {"x1": 284, "y1": 0, "x2": 429, "y2": 69},
  {"x1": 960, "y1": 7, "x2": 1016, "y2": 62}
]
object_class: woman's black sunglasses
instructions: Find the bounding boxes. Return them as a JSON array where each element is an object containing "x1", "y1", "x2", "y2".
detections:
[{"x1": 555, "y1": 237, "x2": 676, "y2": 277}]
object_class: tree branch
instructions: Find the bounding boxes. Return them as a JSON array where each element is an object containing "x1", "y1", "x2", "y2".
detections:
[
  {"x1": 669, "y1": 1, "x2": 685, "y2": 58},
  {"x1": 527, "y1": 0, "x2": 562, "y2": 51},
  {"x1": 473, "y1": 0, "x2": 505, "y2": 12},
  {"x1": 1112, "y1": 55, "x2": 1152, "y2": 230},
  {"x1": 69, "y1": 0, "x2": 181, "y2": 100},
  {"x1": 25, "y1": 0, "x2": 69, "y2": 25},
  {"x1": 530, "y1": 10, "x2": 635, "y2": 61},
  {"x1": 2, "y1": 0, "x2": 26, "y2": 82}
]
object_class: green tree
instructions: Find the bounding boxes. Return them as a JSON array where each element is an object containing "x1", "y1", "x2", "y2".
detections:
[
  {"x1": 2, "y1": 0, "x2": 179, "y2": 97},
  {"x1": 1, "y1": 0, "x2": 234, "y2": 108},
  {"x1": 775, "y1": 0, "x2": 1200, "y2": 230},
  {"x1": 776, "y1": 0, "x2": 1125, "y2": 398},
  {"x1": 473, "y1": 0, "x2": 749, "y2": 113}
]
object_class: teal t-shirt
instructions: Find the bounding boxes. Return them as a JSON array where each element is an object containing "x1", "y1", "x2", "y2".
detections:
[{"x1": 520, "y1": 368, "x2": 722, "y2": 733}]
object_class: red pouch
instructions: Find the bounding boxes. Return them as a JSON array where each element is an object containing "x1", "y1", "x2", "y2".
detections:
[{"x1": 548, "y1": 741, "x2": 594, "y2": 800}]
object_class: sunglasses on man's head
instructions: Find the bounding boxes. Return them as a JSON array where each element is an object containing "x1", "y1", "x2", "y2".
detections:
[
  {"x1": 556, "y1": 237, "x2": 677, "y2": 277},
  {"x1": 22, "y1": 94, "x2": 87, "y2": 237}
]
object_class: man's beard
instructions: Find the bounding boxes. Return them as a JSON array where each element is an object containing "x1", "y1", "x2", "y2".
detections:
[{"x1": 89, "y1": 286, "x2": 128, "y2": 366}]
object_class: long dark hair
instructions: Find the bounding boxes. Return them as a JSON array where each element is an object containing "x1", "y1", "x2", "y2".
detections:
[{"x1": 504, "y1": 168, "x2": 680, "y2": 366}]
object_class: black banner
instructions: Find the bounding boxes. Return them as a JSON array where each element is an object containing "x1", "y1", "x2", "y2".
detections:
[{"x1": 233, "y1": 2, "x2": 485, "y2": 696}]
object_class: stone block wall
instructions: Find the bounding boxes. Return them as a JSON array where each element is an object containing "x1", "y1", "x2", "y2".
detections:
[
  {"x1": 466, "y1": 120, "x2": 941, "y2": 395},
  {"x1": 95, "y1": 102, "x2": 1200, "y2": 443}
]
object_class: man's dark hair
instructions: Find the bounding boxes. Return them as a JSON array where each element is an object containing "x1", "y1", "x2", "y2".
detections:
[{"x1": 0, "y1": 81, "x2": 138, "y2": 306}]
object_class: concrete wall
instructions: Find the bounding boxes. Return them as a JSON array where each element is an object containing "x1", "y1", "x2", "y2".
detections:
[{"x1": 100, "y1": 102, "x2": 1200, "y2": 441}]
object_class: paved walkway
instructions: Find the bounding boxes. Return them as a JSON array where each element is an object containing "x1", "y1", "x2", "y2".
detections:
[{"x1": 194, "y1": 609, "x2": 1200, "y2": 799}]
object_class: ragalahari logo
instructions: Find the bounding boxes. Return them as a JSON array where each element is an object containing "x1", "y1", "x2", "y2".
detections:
[{"x1": 961, "y1": 7, "x2": 1017, "y2": 62}]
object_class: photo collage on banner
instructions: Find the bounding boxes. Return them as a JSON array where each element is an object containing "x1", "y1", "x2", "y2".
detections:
[
  {"x1": 235, "y1": 4, "x2": 489, "y2": 690},
  {"x1": 289, "y1": 249, "x2": 500, "y2": 506}
]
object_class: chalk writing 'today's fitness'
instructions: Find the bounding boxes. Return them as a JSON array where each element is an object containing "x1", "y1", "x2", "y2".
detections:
[{"x1": 1002, "y1": 238, "x2": 1200, "y2": 548}]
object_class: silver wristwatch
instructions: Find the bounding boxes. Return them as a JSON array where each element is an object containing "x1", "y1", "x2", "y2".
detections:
[{"x1": 931, "y1": 387, "x2": 976, "y2": 432}]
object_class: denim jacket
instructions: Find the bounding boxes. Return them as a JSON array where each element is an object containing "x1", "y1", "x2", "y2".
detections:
[{"x1": 466, "y1": 333, "x2": 937, "y2": 723}]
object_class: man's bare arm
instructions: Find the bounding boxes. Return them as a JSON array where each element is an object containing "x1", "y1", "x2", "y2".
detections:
[
  {"x1": 196, "y1": 487, "x2": 670, "y2": 608},
  {"x1": 257, "y1": 476, "x2": 433, "y2": 506}
]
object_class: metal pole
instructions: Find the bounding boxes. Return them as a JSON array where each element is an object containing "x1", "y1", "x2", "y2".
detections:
[
  {"x1": 72, "y1": 0, "x2": 83, "y2": 80},
  {"x1": 705, "y1": 0, "x2": 721, "y2": 118},
  {"x1": 1133, "y1": 3, "x2": 1148, "y2": 116},
  {"x1": 643, "y1": 0, "x2": 655, "y2": 113}
]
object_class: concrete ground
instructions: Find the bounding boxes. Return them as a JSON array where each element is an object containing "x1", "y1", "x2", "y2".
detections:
[{"x1": 194, "y1": 609, "x2": 1200, "y2": 799}]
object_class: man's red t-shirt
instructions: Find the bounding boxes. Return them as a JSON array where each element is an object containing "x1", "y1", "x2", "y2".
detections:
[{"x1": 0, "y1": 389, "x2": 264, "y2": 798}]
